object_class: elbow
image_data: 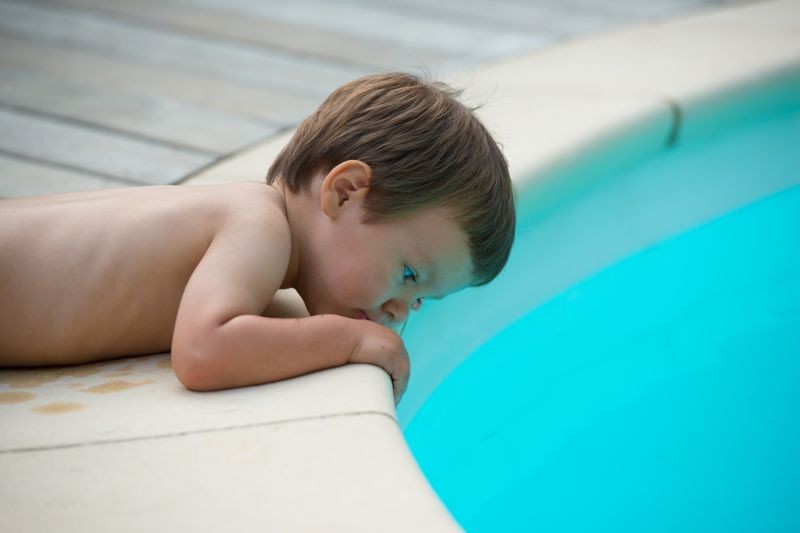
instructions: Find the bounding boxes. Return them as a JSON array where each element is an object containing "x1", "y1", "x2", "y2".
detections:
[{"x1": 171, "y1": 337, "x2": 222, "y2": 392}]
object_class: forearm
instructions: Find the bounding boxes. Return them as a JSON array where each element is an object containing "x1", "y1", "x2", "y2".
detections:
[{"x1": 177, "y1": 314, "x2": 359, "y2": 391}]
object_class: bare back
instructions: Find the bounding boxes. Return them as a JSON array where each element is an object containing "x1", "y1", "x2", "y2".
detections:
[{"x1": 0, "y1": 182, "x2": 285, "y2": 366}]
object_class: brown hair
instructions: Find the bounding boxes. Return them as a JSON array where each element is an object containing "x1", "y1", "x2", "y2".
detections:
[{"x1": 267, "y1": 72, "x2": 515, "y2": 286}]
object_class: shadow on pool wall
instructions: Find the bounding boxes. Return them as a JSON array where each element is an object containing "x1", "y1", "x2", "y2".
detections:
[{"x1": 396, "y1": 68, "x2": 800, "y2": 530}]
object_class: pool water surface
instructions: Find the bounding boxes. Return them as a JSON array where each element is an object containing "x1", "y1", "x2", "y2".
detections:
[{"x1": 402, "y1": 93, "x2": 800, "y2": 531}]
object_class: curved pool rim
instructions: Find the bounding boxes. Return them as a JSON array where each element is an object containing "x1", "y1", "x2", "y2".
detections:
[
  {"x1": 398, "y1": 62, "x2": 800, "y2": 428},
  {"x1": 175, "y1": 2, "x2": 800, "y2": 531},
  {"x1": 404, "y1": 56, "x2": 800, "y2": 526},
  {"x1": 401, "y1": 47, "x2": 800, "y2": 528}
]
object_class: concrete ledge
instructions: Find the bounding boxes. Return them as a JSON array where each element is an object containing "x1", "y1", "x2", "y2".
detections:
[
  {"x1": 453, "y1": 0, "x2": 800, "y2": 197},
  {"x1": 3, "y1": 1, "x2": 799, "y2": 531},
  {"x1": 2, "y1": 405, "x2": 455, "y2": 533},
  {"x1": 1, "y1": 355, "x2": 458, "y2": 532},
  {"x1": 0, "y1": 355, "x2": 396, "y2": 452}
]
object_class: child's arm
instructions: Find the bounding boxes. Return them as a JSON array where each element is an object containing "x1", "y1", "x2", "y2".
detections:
[
  {"x1": 170, "y1": 217, "x2": 409, "y2": 402},
  {"x1": 261, "y1": 288, "x2": 309, "y2": 319}
]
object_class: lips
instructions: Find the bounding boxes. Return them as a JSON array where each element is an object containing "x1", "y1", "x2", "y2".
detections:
[{"x1": 357, "y1": 310, "x2": 369, "y2": 321}]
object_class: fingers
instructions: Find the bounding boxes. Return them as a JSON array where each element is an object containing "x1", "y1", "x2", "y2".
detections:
[
  {"x1": 353, "y1": 323, "x2": 410, "y2": 406},
  {"x1": 393, "y1": 379, "x2": 402, "y2": 405},
  {"x1": 392, "y1": 366, "x2": 408, "y2": 406}
]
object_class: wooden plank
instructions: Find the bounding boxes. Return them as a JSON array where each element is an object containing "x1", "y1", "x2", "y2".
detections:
[
  {"x1": 0, "y1": 36, "x2": 318, "y2": 125},
  {"x1": 0, "y1": 66, "x2": 279, "y2": 154},
  {"x1": 356, "y1": 0, "x2": 613, "y2": 35},
  {"x1": 38, "y1": 0, "x2": 452, "y2": 70},
  {"x1": 0, "y1": 154, "x2": 130, "y2": 198},
  {"x1": 558, "y1": 0, "x2": 729, "y2": 19},
  {"x1": 0, "y1": 0, "x2": 369, "y2": 99},
  {"x1": 0, "y1": 109, "x2": 213, "y2": 185},
  {"x1": 174, "y1": 0, "x2": 542, "y2": 61}
]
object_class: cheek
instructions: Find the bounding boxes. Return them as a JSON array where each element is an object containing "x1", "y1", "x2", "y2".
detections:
[
  {"x1": 341, "y1": 271, "x2": 383, "y2": 305},
  {"x1": 331, "y1": 260, "x2": 390, "y2": 307}
]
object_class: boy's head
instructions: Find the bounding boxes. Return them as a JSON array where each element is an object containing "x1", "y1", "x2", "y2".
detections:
[{"x1": 267, "y1": 72, "x2": 515, "y2": 290}]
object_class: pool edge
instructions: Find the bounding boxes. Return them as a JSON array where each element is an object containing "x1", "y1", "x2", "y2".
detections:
[{"x1": 178, "y1": 1, "x2": 800, "y2": 530}]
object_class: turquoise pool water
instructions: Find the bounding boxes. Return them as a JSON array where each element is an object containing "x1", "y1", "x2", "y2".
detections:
[{"x1": 402, "y1": 94, "x2": 800, "y2": 531}]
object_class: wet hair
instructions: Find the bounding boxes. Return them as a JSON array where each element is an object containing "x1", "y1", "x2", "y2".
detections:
[{"x1": 267, "y1": 72, "x2": 515, "y2": 286}]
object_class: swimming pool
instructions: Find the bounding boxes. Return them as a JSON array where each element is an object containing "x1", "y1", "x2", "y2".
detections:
[{"x1": 400, "y1": 79, "x2": 800, "y2": 531}]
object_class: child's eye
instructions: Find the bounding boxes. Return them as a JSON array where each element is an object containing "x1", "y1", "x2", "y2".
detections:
[{"x1": 403, "y1": 265, "x2": 418, "y2": 284}]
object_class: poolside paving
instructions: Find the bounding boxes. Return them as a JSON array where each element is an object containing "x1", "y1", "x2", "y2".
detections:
[{"x1": 0, "y1": 0, "x2": 749, "y2": 197}]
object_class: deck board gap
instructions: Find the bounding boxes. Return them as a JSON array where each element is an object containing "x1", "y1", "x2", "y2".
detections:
[
  {"x1": 0, "y1": 102, "x2": 218, "y2": 157},
  {"x1": 0, "y1": 149, "x2": 150, "y2": 186},
  {"x1": 21, "y1": 0, "x2": 385, "y2": 72}
]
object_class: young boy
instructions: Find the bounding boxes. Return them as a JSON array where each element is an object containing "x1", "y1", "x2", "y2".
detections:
[{"x1": 0, "y1": 72, "x2": 515, "y2": 405}]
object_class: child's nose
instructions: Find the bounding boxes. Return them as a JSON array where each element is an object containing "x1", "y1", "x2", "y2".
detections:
[{"x1": 382, "y1": 297, "x2": 411, "y2": 325}]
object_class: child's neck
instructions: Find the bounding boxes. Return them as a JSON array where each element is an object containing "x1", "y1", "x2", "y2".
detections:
[{"x1": 273, "y1": 179, "x2": 302, "y2": 291}]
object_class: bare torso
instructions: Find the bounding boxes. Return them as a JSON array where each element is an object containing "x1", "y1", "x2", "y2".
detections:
[{"x1": 0, "y1": 181, "x2": 283, "y2": 366}]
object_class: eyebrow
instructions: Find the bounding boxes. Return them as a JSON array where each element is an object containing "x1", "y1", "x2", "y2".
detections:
[
  {"x1": 418, "y1": 252, "x2": 441, "y2": 298},
  {"x1": 416, "y1": 246, "x2": 450, "y2": 301}
]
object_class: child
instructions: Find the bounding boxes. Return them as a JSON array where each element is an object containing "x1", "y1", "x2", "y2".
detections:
[{"x1": 0, "y1": 72, "x2": 515, "y2": 405}]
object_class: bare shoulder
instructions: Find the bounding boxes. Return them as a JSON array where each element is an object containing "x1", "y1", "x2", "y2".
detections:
[
  {"x1": 203, "y1": 180, "x2": 292, "y2": 287},
  {"x1": 216, "y1": 182, "x2": 288, "y2": 227},
  {"x1": 171, "y1": 181, "x2": 294, "y2": 342}
]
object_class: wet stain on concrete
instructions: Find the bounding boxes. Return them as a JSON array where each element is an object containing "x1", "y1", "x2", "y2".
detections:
[
  {"x1": 32, "y1": 402, "x2": 85, "y2": 414},
  {"x1": 66, "y1": 365, "x2": 105, "y2": 378},
  {"x1": 106, "y1": 367, "x2": 134, "y2": 378},
  {"x1": 0, "y1": 365, "x2": 103, "y2": 389},
  {"x1": 0, "y1": 391, "x2": 36, "y2": 404},
  {"x1": 0, "y1": 371, "x2": 65, "y2": 389},
  {"x1": 80, "y1": 379, "x2": 156, "y2": 394}
]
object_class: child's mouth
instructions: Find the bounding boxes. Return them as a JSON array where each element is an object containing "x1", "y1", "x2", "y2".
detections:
[{"x1": 357, "y1": 310, "x2": 369, "y2": 321}]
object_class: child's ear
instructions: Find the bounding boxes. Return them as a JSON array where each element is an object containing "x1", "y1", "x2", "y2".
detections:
[{"x1": 320, "y1": 160, "x2": 372, "y2": 219}]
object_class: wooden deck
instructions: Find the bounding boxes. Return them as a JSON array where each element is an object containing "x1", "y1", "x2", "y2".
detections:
[{"x1": 0, "y1": 0, "x2": 741, "y2": 197}]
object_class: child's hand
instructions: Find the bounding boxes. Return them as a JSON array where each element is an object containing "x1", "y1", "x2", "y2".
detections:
[{"x1": 349, "y1": 321, "x2": 410, "y2": 406}]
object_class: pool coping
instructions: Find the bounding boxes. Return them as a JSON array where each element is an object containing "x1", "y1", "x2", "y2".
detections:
[
  {"x1": 3, "y1": 1, "x2": 798, "y2": 531},
  {"x1": 183, "y1": 1, "x2": 800, "y2": 528}
]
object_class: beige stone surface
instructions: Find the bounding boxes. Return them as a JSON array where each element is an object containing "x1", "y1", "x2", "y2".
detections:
[
  {"x1": 0, "y1": 354, "x2": 459, "y2": 531},
  {"x1": 453, "y1": 0, "x2": 800, "y2": 186},
  {"x1": 0, "y1": 414, "x2": 459, "y2": 533},
  {"x1": 0, "y1": 355, "x2": 394, "y2": 452}
]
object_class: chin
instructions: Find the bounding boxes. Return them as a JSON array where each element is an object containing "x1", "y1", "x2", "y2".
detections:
[
  {"x1": 302, "y1": 299, "x2": 338, "y2": 318},
  {"x1": 294, "y1": 289, "x2": 317, "y2": 315},
  {"x1": 296, "y1": 288, "x2": 353, "y2": 319}
]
